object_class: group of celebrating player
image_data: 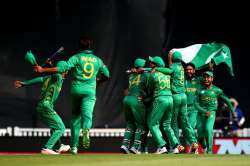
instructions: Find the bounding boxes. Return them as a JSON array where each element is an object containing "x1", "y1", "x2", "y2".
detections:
[
  {"x1": 120, "y1": 51, "x2": 234, "y2": 154},
  {"x1": 14, "y1": 36, "x2": 234, "y2": 155}
]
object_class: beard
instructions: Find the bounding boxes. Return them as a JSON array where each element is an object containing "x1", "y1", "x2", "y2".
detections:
[{"x1": 203, "y1": 81, "x2": 212, "y2": 87}]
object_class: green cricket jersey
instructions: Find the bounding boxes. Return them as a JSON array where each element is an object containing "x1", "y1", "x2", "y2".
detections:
[
  {"x1": 21, "y1": 74, "x2": 64, "y2": 107},
  {"x1": 195, "y1": 85, "x2": 234, "y2": 113},
  {"x1": 147, "y1": 71, "x2": 172, "y2": 97},
  {"x1": 170, "y1": 62, "x2": 185, "y2": 94},
  {"x1": 128, "y1": 72, "x2": 149, "y2": 97},
  {"x1": 57, "y1": 50, "x2": 110, "y2": 95},
  {"x1": 185, "y1": 77, "x2": 202, "y2": 105}
]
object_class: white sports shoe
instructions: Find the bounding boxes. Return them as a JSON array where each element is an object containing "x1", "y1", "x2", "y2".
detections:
[
  {"x1": 57, "y1": 144, "x2": 70, "y2": 153},
  {"x1": 172, "y1": 147, "x2": 179, "y2": 154},
  {"x1": 70, "y1": 147, "x2": 78, "y2": 155},
  {"x1": 120, "y1": 145, "x2": 130, "y2": 154},
  {"x1": 172, "y1": 145, "x2": 185, "y2": 154},
  {"x1": 41, "y1": 148, "x2": 59, "y2": 155},
  {"x1": 130, "y1": 147, "x2": 141, "y2": 154},
  {"x1": 154, "y1": 147, "x2": 167, "y2": 154}
]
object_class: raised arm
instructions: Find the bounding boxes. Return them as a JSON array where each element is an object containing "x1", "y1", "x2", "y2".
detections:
[{"x1": 168, "y1": 50, "x2": 173, "y2": 65}]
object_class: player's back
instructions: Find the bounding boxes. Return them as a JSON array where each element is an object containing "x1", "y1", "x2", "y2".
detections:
[
  {"x1": 170, "y1": 62, "x2": 185, "y2": 94},
  {"x1": 127, "y1": 72, "x2": 148, "y2": 97},
  {"x1": 38, "y1": 74, "x2": 64, "y2": 107},
  {"x1": 149, "y1": 71, "x2": 172, "y2": 98},
  {"x1": 67, "y1": 50, "x2": 106, "y2": 95}
]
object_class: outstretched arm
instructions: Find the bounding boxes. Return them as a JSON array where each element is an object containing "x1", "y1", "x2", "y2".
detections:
[
  {"x1": 34, "y1": 57, "x2": 73, "y2": 74},
  {"x1": 155, "y1": 67, "x2": 173, "y2": 75},
  {"x1": 14, "y1": 77, "x2": 45, "y2": 88},
  {"x1": 34, "y1": 65, "x2": 58, "y2": 74}
]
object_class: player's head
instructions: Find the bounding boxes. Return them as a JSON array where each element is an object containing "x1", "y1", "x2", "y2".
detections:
[
  {"x1": 185, "y1": 63, "x2": 196, "y2": 78},
  {"x1": 79, "y1": 36, "x2": 93, "y2": 50},
  {"x1": 203, "y1": 71, "x2": 213, "y2": 87},
  {"x1": 172, "y1": 51, "x2": 182, "y2": 62},
  {"x1": 134, "y1": 58, "x2": 146, "y2": 68},
  {"x1": 149, "y1": 56, "x2": 165, "y2": 68}
]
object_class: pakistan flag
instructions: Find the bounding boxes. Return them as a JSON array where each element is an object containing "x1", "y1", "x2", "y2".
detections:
[{"x1": 172, "y1": 42, "x2": 234, "y2": 76}]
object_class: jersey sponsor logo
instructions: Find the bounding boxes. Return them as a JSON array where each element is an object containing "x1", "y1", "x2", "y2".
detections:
[
  {"x1": 186, "y1": 87, "x2": 197, "y2": 92},
  {"x1": 214, "y1": 138, "x2": 250, "y2": 154},
  {"x1": 81, "y1": 56, "x2": 97, "y2": 62}
]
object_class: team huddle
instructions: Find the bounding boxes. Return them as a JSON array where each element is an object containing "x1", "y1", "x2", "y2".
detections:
[
  {"x1": 14, "y1": 37, "x2": 234, "y2": 155},
  {"x1": 121, "y1": 51, "x2": 234, "y2": 154}
]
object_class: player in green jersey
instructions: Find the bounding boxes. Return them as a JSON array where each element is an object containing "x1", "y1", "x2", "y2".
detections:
[
  {"x1": 184, "y1": 63, "x2": 202, "y2": 152},
  {"x1": 120, "y1": 58, "x2": 149, "y2": 154},
  {"x1": 147, "y1": 56, "x2": 180, "y2": 154},
  {"x1": 168, "y1": 51, "x2": 198, "y2": 154},
  {"x1": 34, "y1": 37, "x2": 110, "y2": 154},
  {"x1": 15, "y1": 61, "x2": 70, "y2": 155},
  {"x1": 195, "y1": 71, "x2": 234, "y2": 154}
]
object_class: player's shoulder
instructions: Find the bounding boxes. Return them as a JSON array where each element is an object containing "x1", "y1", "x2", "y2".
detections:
[{"x1": 212, "y1": 85, "x2": 223, "y2": 93}]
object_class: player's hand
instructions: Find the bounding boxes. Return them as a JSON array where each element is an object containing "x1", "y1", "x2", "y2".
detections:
[
  {"x1": 205, "y1": 111, "x2": 211, "y2": 117},
  {"x1": 45, "y1": 59, "x2": 53, "y2": 67},
  {"x1": 130, "y1": 68, "x2": 137, "y2": 73},
  {"x1": 208, "y1": 61, "x2": 214, "y2": 71},
  {"x1": 34, "y1": 65, "x2": 44, "y2": 73},
  {"x1": 136, "y1": 68, "x2": 145, "y2": 74},
  {"x1": 14, "y1": 80, "x2": 22, "y2": 89}
]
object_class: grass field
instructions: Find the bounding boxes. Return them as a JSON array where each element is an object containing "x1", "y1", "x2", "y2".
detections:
[{"x1": 0, "y1": 154, "x2": 249, "y2": 166}]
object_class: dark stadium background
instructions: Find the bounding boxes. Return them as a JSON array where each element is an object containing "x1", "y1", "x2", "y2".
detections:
[{"x1": 0, "y1": 0, "x2": 249, "y2": 129}]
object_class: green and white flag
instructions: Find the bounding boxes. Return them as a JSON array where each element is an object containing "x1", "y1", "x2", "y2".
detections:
[{"x1": 172, "y1": 42, "x2": 234, "y2": 76}]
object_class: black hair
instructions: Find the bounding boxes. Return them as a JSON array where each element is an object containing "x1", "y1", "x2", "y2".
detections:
[
  {"x1": 79, "y1": 36, "x2": 93, "y2": 50},
  {"x1": 185, "y1": 63, "x2": 196, "y2": 69}
]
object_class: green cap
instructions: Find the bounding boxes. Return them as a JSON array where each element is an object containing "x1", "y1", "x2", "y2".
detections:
[
  {"x1": 25, "y1": 50, "x2": 37, "y2": 66},
  {"x1": 203, "y1": 71, "x2": 213, "y2": 77},
  {"x1": 172, "y1": 51, "x2": 182, "y2": 62},
  {"x1": 149, "y1": 56, "x2": 165, "y2": 67},
  {"x1": 134, "y1": 58, "x2": 146, "y2": 68}
]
